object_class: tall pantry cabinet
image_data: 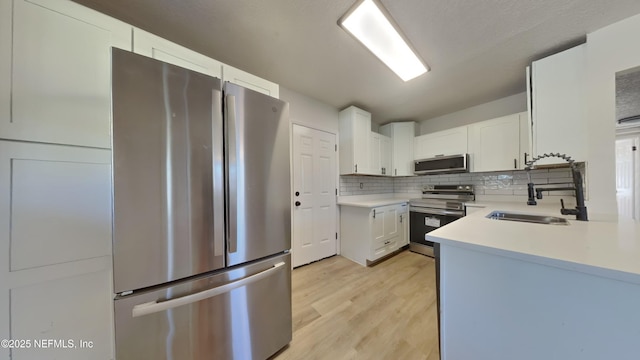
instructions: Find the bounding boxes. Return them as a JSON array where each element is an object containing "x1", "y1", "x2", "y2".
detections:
[{"x1": 0, "y1": 0, "x2": 128, "y2": 358}]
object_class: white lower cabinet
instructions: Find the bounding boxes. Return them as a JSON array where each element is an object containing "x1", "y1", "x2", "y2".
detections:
[
  {"x1": 0, "y1": 140, "x2": 114, "y2": 360},
  {"x1": 340, "y1": 203, "x2": 408, "y2": 266}
]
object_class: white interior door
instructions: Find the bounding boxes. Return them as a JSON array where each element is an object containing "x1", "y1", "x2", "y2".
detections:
[
  {"x1": 616, "y1": 134, "x2": 639, "y2": 221},
  {"x1": 292, "y1": 125, "x2": 337, "y2": 267}
]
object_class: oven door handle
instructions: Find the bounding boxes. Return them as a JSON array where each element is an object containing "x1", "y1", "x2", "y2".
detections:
[{"x1": 410, "y1": 207, "x2": 465, "y2": 217}]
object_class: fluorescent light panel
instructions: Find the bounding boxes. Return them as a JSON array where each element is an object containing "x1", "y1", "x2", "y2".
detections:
[{"x1": 339, "y1": 0, "x2": 428, "y2": 81}]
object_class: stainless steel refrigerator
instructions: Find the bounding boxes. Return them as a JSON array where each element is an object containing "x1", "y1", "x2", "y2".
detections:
[{"x1": 110, "y1": 48, "x2": 292, "y2": 360}]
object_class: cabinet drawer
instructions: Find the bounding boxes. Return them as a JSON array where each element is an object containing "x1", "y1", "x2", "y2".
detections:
[{"x1": 371, "y1": 237, "x2": 398, "y2": 261}]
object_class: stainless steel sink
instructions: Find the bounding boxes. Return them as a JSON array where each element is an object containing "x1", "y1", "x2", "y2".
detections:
[{"x1": 485, "y1": 211, "x2": 569, "y2": 225}]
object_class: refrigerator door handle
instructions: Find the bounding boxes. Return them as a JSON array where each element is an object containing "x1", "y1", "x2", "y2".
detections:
[
  {"x1": 226, "y1": 94, "x2": 238, "y2": 254},
  {"x1": 213, "y1": 89, "x2": 225, "y2": 257},
  {"x1": 131, "y1": 261, "x2": 286, "y2": 318}
]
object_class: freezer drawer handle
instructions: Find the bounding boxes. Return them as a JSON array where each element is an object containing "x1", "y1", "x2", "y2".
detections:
[{"x1": 131, "y1": 261, "x2": 286, "y2": 318}]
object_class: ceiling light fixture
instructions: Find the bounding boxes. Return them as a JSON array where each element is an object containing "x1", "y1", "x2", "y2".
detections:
[{"x1": 338, "y1": 0, "x2": 429, "y2": 82}]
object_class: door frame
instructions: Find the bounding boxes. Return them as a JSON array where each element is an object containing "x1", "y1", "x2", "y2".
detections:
[
  {"x1": 615, "y1": 127, "x2": 640, "y2": 221},
  {"x1": 290, "y1": 122, "x2": 340, "y2": 265}
]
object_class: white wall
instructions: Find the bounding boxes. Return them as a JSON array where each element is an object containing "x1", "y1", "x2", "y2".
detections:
[
  {"x1": 585, "y1": 13, "x2": 640, "y2": 220},
  {"x1": 279, "y1": 86, "x2": 339, "y2": 134},
  {"x1": 418, "y1": 92, "x2": 527, "y2": 134}
]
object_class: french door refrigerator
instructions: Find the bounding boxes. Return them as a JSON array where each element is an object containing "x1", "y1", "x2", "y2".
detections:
[{"x1": 110, "y1": 48, "x2": 292, "y2": 360}]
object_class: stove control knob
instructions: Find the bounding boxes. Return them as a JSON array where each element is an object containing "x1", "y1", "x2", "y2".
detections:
[{"x1": 466, "y1": 186, "x2": 471, "y2": 190}]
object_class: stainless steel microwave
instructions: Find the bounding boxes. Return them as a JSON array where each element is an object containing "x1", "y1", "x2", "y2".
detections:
[{"x1": 414, "y1": 154, "x2": 469, "y2": 175}]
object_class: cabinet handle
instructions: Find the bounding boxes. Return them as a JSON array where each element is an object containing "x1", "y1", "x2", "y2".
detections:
[
  {"x1": 395, "y1": 169, "x2": 397, "y2": 176},
  {"x1": 373, "y1": 209, "x2": 376, "y2": 218},
  {"x1": 524, "y1": 152, "x2": 528, "y2": 165},
  {"x1": 400, "y1": 214, "x2": 403, "y2": 223},
  {"x1": 514, "y1": 159, "x2": 517, "y2": 169},
  {"x1": 355, "y1": 164, "x2": 358, "y2": 173}
]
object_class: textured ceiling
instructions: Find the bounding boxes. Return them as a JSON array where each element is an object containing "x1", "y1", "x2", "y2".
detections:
[{"x1": 73, "y1": 0, "x2": 640, "y2": 124}]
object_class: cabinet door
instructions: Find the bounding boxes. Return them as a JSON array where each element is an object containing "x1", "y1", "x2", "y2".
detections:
[
  {"x1": 371, "y1": 207, "x2": 385, "y2": 243},
  {"x1": 393, "y1": 123, "x2": 415, "y2": 176},
  {"x1": 369, "y1": 132, "x2": 381, "y2": 175},
  {"x1": 415, "y1": 126, "x2": 468, "y2": 159},
  {"x1": 398, "y1": 204, "x2": 409, "y2": 246},
  {"x1": 0, "y1": 140, "x2": 113, "y2": 359},
  {"x1": 468, "y1": 114, "x2": 520, "y2": 172},
  {"x1": 414, "y1": 134, "x2": 429, "y2": 160},
  {"x1": 531, "y1": 44, "x2": 587, "y2": 165},
  {"x1": 383, "y1": 205, "x2": 399, "y2": 238},
  {"x1": 133, "y1": 28, "x2": 222, "y2": 78},
  {"x1": 339, "y1": 106, "x2": 372, "y2": 174},
  {"x1": 223, "y1": 65, "x2": 279, "y2": 98},
  {"x1": 519, "y1": 112, "x2": 532, "y2": 169},
  {"x1": 3, "y1": 0, "x2": 132, "y2": 148},
  {"x1": 380, "y1": 134, "x2": 392, "y2": 176}
]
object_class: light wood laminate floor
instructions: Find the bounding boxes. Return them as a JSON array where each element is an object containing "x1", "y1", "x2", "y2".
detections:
[{"x1": 272, "y1": 250, "x2": 439, "y2": 360}]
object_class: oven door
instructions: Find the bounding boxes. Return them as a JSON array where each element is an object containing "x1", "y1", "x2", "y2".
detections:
[{"x1": 409, "y1": 207, "x2": 464, "y2": 257}]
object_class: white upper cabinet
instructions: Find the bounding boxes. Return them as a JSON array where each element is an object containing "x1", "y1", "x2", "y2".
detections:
[
  {"x1": 380, "y1": 135, "x2": 392, "y2": 176},
  {"x1": 414, "y1": 126, "x2": 468, "y2": 160},
  {"x1": 339, "y1": 106, "x2": 372, "y2": 175},
  {"x1": 468, "y1": 112, "x2": 529, "y2": 172},
  {"x1": 529, "y1": 44, "x2": 587, "y2": 165},
  {"x1": 368, "y1": 132, "x2": 392, "y2": 176},
  {"x1": 133, "y1": 28, "x2": 222, "y2": 78},
  {"x1": 380, "y1": 122, "x2": 415, "y2": 176},
  {"x1": 1, "y1": 0, "x2": 132, "y2": 148},
  {"x1": 222, "y1": 65, "x2": 279, "y2": 98},
  {"x1": 369, "y1": 132, "x2": 381, "y2": 175},
  {"x1": 133, "y1": 29, "x2": 278, "y2": 98}
]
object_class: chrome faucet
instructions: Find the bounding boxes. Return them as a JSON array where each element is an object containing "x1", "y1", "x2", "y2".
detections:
[{"x1": 525, "y1": 153, "x2": 588, "y2": 221}]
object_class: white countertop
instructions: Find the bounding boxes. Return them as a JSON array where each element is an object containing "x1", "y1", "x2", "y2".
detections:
[
  {"x1": 337, "y1": 194, "x2": 416, "y2": 208},
  {"x1": 427, "y1": 202, "x2": 640, "y2": 284}
]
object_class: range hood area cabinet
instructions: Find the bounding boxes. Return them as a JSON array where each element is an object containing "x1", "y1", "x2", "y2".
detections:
[
  {"x1": 468, "y1": 112, "x2": 530, "y2": 172},
  {"x1": 528, "y1": 44, "x2": 587, "y2": 166},
  {"x1": 339, "y1": 106, "x2": 391, "y2": 176},
  {"x1": 414, "y1": 126, "x2": 468, "y2": 160},
  {"x1": 380, "y1": 121, "x2": 416, "y2": 176}
]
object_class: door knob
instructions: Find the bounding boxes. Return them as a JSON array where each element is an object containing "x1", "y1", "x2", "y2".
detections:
[
  {"x1": 295, "y1": 191, "x2": 300, "y2": 196},
  {"x1": 295, "y1": 201, "x2": 301, "y2": 206}
]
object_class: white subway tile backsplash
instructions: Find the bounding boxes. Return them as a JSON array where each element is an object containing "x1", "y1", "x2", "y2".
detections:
[{"x1": 339, "y1": 164, "x2": 586, "y2": 202}]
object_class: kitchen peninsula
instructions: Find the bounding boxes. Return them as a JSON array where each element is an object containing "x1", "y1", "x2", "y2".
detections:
[{"x1": 427, "y1": 204, "x2": 640, "y2": 360}]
